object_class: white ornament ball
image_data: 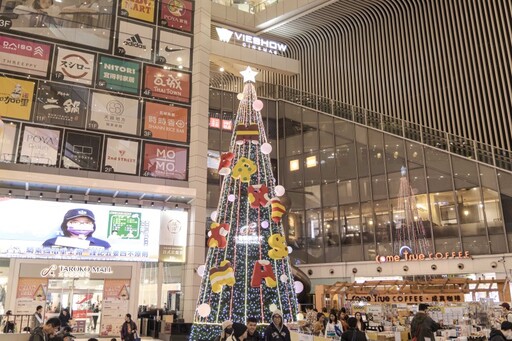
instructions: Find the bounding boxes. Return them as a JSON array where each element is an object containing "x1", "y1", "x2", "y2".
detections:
[
  {"x1": 207, "y1": 231, "x2": 212, "y2": 237},
  {"x1": 252, "y1": 100, "x2": 264, "y2": 111},
  {"x1": 287, "y1": 246, "x2": 293, "y2": 254},
  {"x1": 294, "y1": 281, "x2": 304, "y2": 294},
  {"x1": 275, "y1": 185, "x2": 285, "y2": 196},
  {"x1": 237, "y1": 93, "x2": 244, "y2": 100},
  {"x1": 297, "y1": 313, "x2": 305, "y2": 321},
  {"x1": 197, "y1": 303, "x2": 211, "y2": 318},
  {"x1": 261, "y1": 143, "x2": 272, "y2": 155},
  {"x1": 210, "y1": 211, "x2": 218, "y2": 221},
  {"x1": 197, "y1": 265, "x2": 206, "y2": 277},
  {"x1": 269, "y1": 304, "x2": 278, "y2": 313},
  {"x1": 228, "y1": 194, "x2": 236, "y2": 202},
  {"x1": 261, "y1": 221, "x2": 269, "y2": 229},
  {"x1": 280, "y1": 275, "x2": 288, "y2": 283}
]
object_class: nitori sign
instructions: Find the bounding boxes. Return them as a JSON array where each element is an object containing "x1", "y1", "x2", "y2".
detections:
[{"x1": 215, "y1": 27, "x2": 287, "y2": 55}]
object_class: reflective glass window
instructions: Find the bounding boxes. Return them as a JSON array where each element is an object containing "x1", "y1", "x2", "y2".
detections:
[
  {"x1": 387, "y1": 171, "x2": 402, "y2": 199},
  {"x1": 425, "y1": 147, "x2": 451, "y2": 173},
  {"x1": 319, "y1": 114, "x2": 335, "y2": 148},
  {"x1": 407, "y1": 141, "x2": 425, "y2": 168},
  {"x1": 430, "y1": 192, "x2": 461, "y2": 253},
  {"x1": 452, "y1": 156, "x2": 480, "y2": 189},
  {"x1": 498, "y1": 171, "x2": 512, "y2": 251},
  {"x1": 334, "y1": 120, "x2": 355, "y2": 145},
  {"x1": 304, "y1": 185, "x2": 321, "y2": 209},
  {"x1": 209, "y1": 89, "x2": 221, "y2": 109},
  {"x1": 339, "y1": 180, "x2": 359, "y2": 204},
  {"x1": 340, "y1": 204, "x2": 362, "y2": 261},
  {"x1": 356, "y1": 126, "x2": 369, "y2": 177},
  {"x1": 285, "y1": 156, "x2": 303, "y2": 189},
  {"x1": 303, "y1": 110, "x2": 319, "y2": 152},
  {"x1": 361, "y1": 202, "x2": 375, "y2": 261},
  {"x1": 336, "y1": 142, "x2": 357, "y2": 180},
  {"x1": 384, "y1": 135, "x2": 406, "y2": 173},
  {"x1": 359, "y1": 177, "x2": 371, "y2": 202},
  {"x1": 304, "y1": 152, "x2": 321, "y2": 186},
  {"x1": 320, "y1": 148, "x2": 337, "y2": 183},
  {"x1": 369, "y1": 130, "x2": 385, "y2": 175},
  {"x1": 372, "y1": 174, "x2": 388, "y2": 200},
  {"x1": 285, "y1": 210, "x2": 307, "y2": 264},
  {"x1": 322, "y1": 182, "x2": 338, "y2": 207},
  {"x1": 324, "y1": 207, "x2": 341, "y2": 262},
  {"x1": 306, "y1": 208, "x2": 324, "y2": 263}
]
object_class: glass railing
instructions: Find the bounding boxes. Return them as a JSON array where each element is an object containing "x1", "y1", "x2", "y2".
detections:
[
  {"x1": 211, "y1": 0, "x2": 280, "y2": 14},
  {"x1": 209, "y1": 70, "x2": 512, "y2": 172}
]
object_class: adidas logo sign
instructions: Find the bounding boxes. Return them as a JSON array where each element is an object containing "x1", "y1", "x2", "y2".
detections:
[{"x1": 124, "y1": 34, "x2": 146, "y2": 49}]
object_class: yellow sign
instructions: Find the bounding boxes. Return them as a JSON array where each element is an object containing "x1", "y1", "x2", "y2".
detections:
[
  {"x1": 0, "y1": 77, "x2": 35, "y2": 120},
  {"x1": 121, "y1": 0, "x2": 155, "y2": 22},
  {"x1": 346, "y1": 293, "x2": 464, "y2": 304}
]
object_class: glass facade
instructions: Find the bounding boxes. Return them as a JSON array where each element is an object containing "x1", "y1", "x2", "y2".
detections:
[{"x1": 208, "y1": 89, "x2": 512, "y2": 264}]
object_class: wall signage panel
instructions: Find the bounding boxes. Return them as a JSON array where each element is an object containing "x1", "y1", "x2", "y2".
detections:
[
  {"x1": 62, "y1": 131, "x2": 102, "y2": 170},
  {"x1": 120, "y1": 0, "x2": 155, "y2": 24},
  {"x1": 159, "y1": 210, "x2": 188, "y2": 262},
  {"x1": 142, "y1": 141, "x2": 187, "y2": 180},
  {"x1": 0, "y1": 76, "x2": 35, "y2": 120},
  {"x1": 156, "y1": 29, "x2": 191, "y2": 70},
  {"x1": 143, "y1": 65, "x2": 190, "y2": 103},
  {"x1": 159, "y1": 0, "x2": 193, "y2": 33},
  {"x1": 0, "y1": 121, "x2": 18, "y2": 163},
  {"x1": 97, "y1": 55, "x2": 141, "y2": 95},
  {"x1": 143, "y1": 101, "x2": 188, "y2": 143},
  {"x1": 0, "y1": 33, "x2": 52, "y2": 78},
  {"x1": 116, "y1": 20, "x2": 154, "y2": 61},
  {"x1": 19, "y1": 125, "x2": 60, "y2": 166},
  {"x1": 104, "y1": 136, "x2": 139, "y2": 175},
  {"x1": 53, "y1": 46, "x2": 95, "y2": 86},
  {"x1": 34, "y1": 82, "x2": 88, "y2": 128},
  {"x1": 89, "y1": 91, "x2": 139, "y2": 135}
]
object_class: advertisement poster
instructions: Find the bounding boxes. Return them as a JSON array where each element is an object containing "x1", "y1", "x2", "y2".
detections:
[
  {"x1": 160, "y1": 0, "x2": 193, "y2": 33},
  {"x1": 0, "y1": 121, "x2": 18, "y2": 163},
  {"x1": 0, "y1": 0, "x2": 114, "y2": 50},
  {"x1": 53, "y1": 46, "x2": 95, "y2": 86},
  {"x1": 15, "y1": 278, "x2": 47, "y2": 314},
  {"x1": 142, "y1": 142, "x2": 187, "y2": 180},
  {"x1": 116, "y1": 20, "x2": 154, "y2": 61},
  {"x1": 120, "y1": 0, "x2": 155, "y2": 23},
  {"x1": 156, "y1": 30, "x2": 191, "y2": 70},
  {"x1": 101, "y1": 280, "x2": 130, "y2": 337},
  {"x1": 0, "y1": 199, "x2": 161, "y2": 261},
  {"x1": 62, "y1": 131, "x2": 102, "y2": 170},
  {"x1": 159, "y1": 210, "x2": 188, "y2": 262},
  {"x1": 104, "y1": 137, "x2": 139, "y2": 175},
  {"x1": 97, "y1": 55, "x2": 140, "y2": 95},
  {"x1": 0, "y1": 34, "x2": 52, "y2": 78},
  {"x1": 19, "y1": 126, "x2": 60, "y2": 166},
  {"x1": 143, "y1": 65, "x2": 190, "y2": 103},
  {"x1": 34, "y1": 83, "x2": 88, "y2": 128},
  {"x1": 0, "y1": 76, "x2": 35, "y2": 120},
  {"x1": 89, "y1": 91, "x2": 139, "y2": 135},
  {"x1": 143, "y1": 101, "x2": 188, "y2": 142}
]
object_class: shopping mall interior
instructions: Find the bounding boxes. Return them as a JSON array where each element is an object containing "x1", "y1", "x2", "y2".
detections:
[{"x1": 0, "y1": 0, "x2": 511, "y2": 340}]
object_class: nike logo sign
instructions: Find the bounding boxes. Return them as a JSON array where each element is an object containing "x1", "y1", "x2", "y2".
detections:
[{"x1": 165, "y1": 46, "x2": 185, "y2": 53}]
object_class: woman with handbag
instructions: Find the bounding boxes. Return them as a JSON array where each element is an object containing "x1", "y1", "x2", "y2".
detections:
[{"x1": 120, "y1": 314, "x2": 139, "y2": 341}]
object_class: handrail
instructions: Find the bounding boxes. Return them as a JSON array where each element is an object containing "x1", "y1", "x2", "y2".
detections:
[{"x1": 209, "y1": 70, "x2": 512, "y2": 172}]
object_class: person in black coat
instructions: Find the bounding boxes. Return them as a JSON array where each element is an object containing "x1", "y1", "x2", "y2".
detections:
[
  {"x1": 490, "y1": 321, "x2": 512, "y2": 341},
  {"x1": 341, "y1": 317, "x2": 367, "y2": 341},
  {"x1": 246, "y1": 317, "x2": 262, "y2": 341},
  {"x1": 264, "y1": 310, "x2": 291, "y2": 341},
  {"x1": 410, "y1": 304, "x2": 440, "y2": 341}
]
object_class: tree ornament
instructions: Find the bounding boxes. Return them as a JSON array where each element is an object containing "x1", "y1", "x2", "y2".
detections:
[
  {"x1": 261, "y1": 220, "x2": 269, "y2": 229},
  {"x1": 280, "y1": 274, "x2": 288, "y2": 283},
  {"x1": 261, "y1": 143, "x2": 272, "y2": 155},
  {"x1": 252, "y1": 100, "x2": 263, "y2": 111},
  {"x1": 227, "y1": 194, "x2": 236, "y2": 202},
  {"x1": 274, "y1": 185, "x2": 286, "y2": 196},
  {"x1": 235, "y1": 123, "x2": 259, "y2": 145},
  {"x1": 197, "y1": 303, "x2": 211, "y2": 317},
  {"x1": 210, "y1": 211, "x2": 218, "y2": 221},
  {"x1": 197, "y1": 265, "x2": 206, "y2": 277},
  {"x1": 287, "y1": 246, "x2": 293, "y2": 254},
  {"x1": 270, "y1": 197, "x2": 286, "y2": 223},
  {"x1": 207, "y1": 222, "x2": 230, "y2": 248},
  {"x1": 240, "y1": 66, "x2": 258, "y2": 83},
  {"x1": 231, "y1": 157, "x2": 257, "y2": 183},
  {"x1": 251, "y1": 260, "x2": 277, "y2": 288},
  {"x1": 268, "y1": 233, "x2": 288, "y2": 259},
  {"x1": 237, "y1": 93, "x2": 244, "y2": 100},
  {"x1": 269, "y1": 304, "x2": 278, "y2": 313},
  {"x1": 248, "y1": 184, "x2": 271, "y2": 208},
  {"x1": 294, "y1": 281, "x2": 304, "y2": 293},
  {"x1": 218, "y1": 152, "x2": 235, "y2": 176},
  {"x1": 209, "y1": 260, "x2": 235, "y2": 293}
]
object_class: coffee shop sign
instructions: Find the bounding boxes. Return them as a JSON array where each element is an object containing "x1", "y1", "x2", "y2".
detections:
[
  {"x1": 40, "y1": 264, "x2": 113, "y2": 278},
  {"x1": 375, "y1": 250, "x2": 470, "y2": 263}
]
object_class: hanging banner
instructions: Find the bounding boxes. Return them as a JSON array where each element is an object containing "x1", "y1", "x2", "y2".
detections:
[
  {"x1": 156, "y1": 29, "x2": 191, "y2": 70},
  {"x1": 19, "y1": 126, "x2": 60, "y2": 166},
  {"x1": 141, "y1": 142, "x2": 187, "y2": 180},
  {"x1": 62, "y1": 131, "x2": 103, "y2": 170},
  {"x1": 120, "y1": 0, "x2": 155, "y2": 23},
  {"x1": 97, "y1": 56, "x2": 141, "y2": 95},
  {"x1": 15, "y1": 277, "x2": 48, "y2": 314},
  {"x1": 53, "y1": 46, "x2": 95, "y2": 86},
  {"x1": 0, "y1": 76, "x2": 35, "y2": 120},
  {"x1": 143, "y1": 101, "x2": 188, "y2": 142},
  {"x1": 143, "y1": 65, "x2": 191, "y2": 103},
  {"x1": 100, "y1": 279, "x2": 130, "y2": 337},
  {"x1": 34, "y1": 82, "x2": 88, "y2": 128},
  {"x1": 159, "y1": 0, "x2": 193, "y2": 33},
  {"x1": 0, "y1": 34, "x2": 52, "y2": 78},
  {"x1": 104, "y1": 137, "x2": 139, "y2": 175},
  {"x1": 116, "y1": 20, "x2": 154, "y2": 61},
  {"x1": 89, "y1": 91, "x2": 139, "y2": 135}
]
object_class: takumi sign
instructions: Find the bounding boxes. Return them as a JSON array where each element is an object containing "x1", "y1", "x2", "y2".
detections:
[{"x1": 346, "y1": 294, "x2": 465, "y2": 304}]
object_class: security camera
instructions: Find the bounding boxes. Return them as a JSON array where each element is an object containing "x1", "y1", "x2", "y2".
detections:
[
  {"x1": 403, "y1": 265, "x2": 409, "y2": 272},
  {"x1": 458, "y1": 263, "x2": 464, "y2": 270},
  {"x1": 377, "y1": 266, "x2": 382, "y2": 273},
  {"x1": 491, "y1": 262, "x2": 498, "y2": 269},
  {"x1": 431, "y1": 264, "x2": 437, "y2": 271},
  {"x1": 329, "y1": 269, "x2": 334, "y2": 275},
  {"x1": 307, "y1": 269, "x2": 313, "y2": 276},
  {"x1": 352, "y1": 268, "x2": 358, "y2": 274}
]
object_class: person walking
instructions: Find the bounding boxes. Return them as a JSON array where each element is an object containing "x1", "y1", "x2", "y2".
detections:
[
  {"x1": 120, "y1": 314, "x2": 137, "y2": 341},
  {"x1": 325, "y1": 312, "x2": 343, "y2": 340},
  {"x1": 341, "y1": 317, "x2": 367, "y2": 341},
  {"x1": 354, "y1": 312, "x2": 366, "y2": 331},
  {"x1": 2, "y1": 310, "x2": 16, "y2": 333},
  {"x1": 410, "y1": 304, "x2": 440, "y2": 341},
  {"x1": 31, "y1": 305, "x2": 44, "y2": 331},
  {"x1": 264, "y1": 310, "x2": 291, "y2": 341},
  {"x1": 29, "y1": 317, "x2": 61, "y2": 341}
]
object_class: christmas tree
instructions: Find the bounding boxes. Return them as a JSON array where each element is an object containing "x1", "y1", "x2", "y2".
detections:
[
  {"x1": 190, "y1": 67, "x2": 299, "y2": 340},
  {"x1": 393, "y1": 166, "x2": 433, "y2": 255}
]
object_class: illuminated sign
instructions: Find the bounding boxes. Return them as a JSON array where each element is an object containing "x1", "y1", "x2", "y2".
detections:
[
  {"x1": 215, "y1": 26, "x2": 287, "y2": 55},
  {"x1": 375, "y1": 250, "x2": 470, "y2": 263},
  {"x1": 346, "y1": 293, "x2": 464, "y2": 304},
  {"x1": 40, "y1": 264, "x2": 113, "y2": 278}
]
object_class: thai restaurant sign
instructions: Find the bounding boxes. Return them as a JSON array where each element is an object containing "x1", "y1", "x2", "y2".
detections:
[{"x1": 214, "y1": 26, "x2": 287, "y2": 55}]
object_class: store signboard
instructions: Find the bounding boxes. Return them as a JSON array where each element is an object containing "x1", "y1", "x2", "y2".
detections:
[
  {"x1": 375, "y1": 251, "x2": 471, "y2": 263},
  {"x1": 53, "y1": 47, "x2": 95, "y2": 86},
  {"x1": 143, "y1": 65, "x2": 191, "y2": 103},
  {"x1": 0, "y1": 121, "x2": 18, "y2": 163},
  {"x1": 19, "y1": 126, "x2": 60, "y2": 166},
  {"x1": 15, "y1": 277, "x2": 47, "y2": 314},
  {"x1": 18, "y1": 263, "x2": 132, "y2": 279},
  {"x1": 214, "y1": 26, "x2": 288, "y2": 55},
  {"x1": 101, "y1": 279, "x2": 130, "y2": 337},
  {"x1": 40, "y1": 264, "x2": 113, "y2": 278},
  {"x1": 116, "y1": 20, "x2": 154, "y2": 61},
  {"x1": 346, "y1": 293, "x2": 464, "y2": 304},
  {"x1": 62, "y1": 131, "x2": 102, "y2": 170},
  {"x1": 0, "y1": 76, "x2": 35, "y2": 120},
  {"x1": 120, "y1": 0, "x2": 155, "y2": 23},
  {"x1": 97, "y1": 56, "x2": 141, "y2": 95},
  {"x1": 0, "y1": 34, "x2": 52, "y2": 78},
  {"x1": 156, "y1": 30, "x2": 191, "y2": 70},
  {"x1": 141, "y1": 142, "x2": 187, "y2": 180},
  {"x1": 89, "y1": 91, "x2": 139, "y2": 135},
  {"x1": 160, "y1": 0, "x2": 193, "y2": 33},
  {"x1": 104, "y1": 137, "x2": 139, "y2": 175},
  {"x1": 0, "y1": 199, "x2": 161, "y2": 261},
  {"x1": 143, "y1": 101, "x2": 188, "y2": 142},
  {"x1": 159, "y1": 210, "x2": 188, "y2": 262}
]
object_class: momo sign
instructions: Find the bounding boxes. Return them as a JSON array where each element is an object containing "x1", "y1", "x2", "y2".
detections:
[
  {"x1": 215, "y1": 26, "x2": 287, "y2": 55},
  {"x1": 375, "y1": 250, "x2": 471, "y2": 263},
  {"x1": 40, "y1": 264, "x2": 113, "y2": 278}
]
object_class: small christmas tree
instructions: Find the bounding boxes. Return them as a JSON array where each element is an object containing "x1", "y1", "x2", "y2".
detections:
[{"x1": 190, "y1": 67, "x2": 299, "y2": 340}]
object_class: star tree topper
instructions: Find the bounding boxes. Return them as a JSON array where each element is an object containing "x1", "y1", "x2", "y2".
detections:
[{"x1": 240, "y1": 66, "x2": 258, "y2": 83}]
